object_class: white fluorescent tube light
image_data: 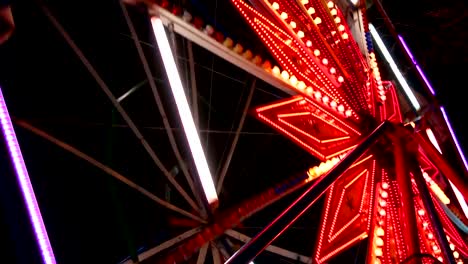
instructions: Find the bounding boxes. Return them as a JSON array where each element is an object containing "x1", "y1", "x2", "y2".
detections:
[
  {"x1": 369, "y1": 24, "x2": 421, "y2": 112},
  {"x1": 151, "y1": 17, "x2": 218, "y2": 205}
]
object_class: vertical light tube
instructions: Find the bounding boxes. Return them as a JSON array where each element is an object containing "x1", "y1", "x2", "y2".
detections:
[
  {"x1": 0, "y1": 87, "x2": 56, "y2": 264},
  {"x1": 440, "y1": 106, "x2": 468, "y2": 218},
  {"x1": 151, "y1": 17, "x2": 218, "y2": 205},
  {"x1": 368, "y1": 24, "x2": 421, "y2": 111},
  {"x1": 440, "y1": 107, "x2": 468, "y2": 171},
  {"x1": 398, "y1": 35, "x2": 436, "y2": 96}
]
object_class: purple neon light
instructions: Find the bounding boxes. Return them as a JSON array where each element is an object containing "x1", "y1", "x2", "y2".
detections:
[
  {"x1": 398, "y1": 35, "x2": 436, "y2": 95},
  {"x1": 0, "y1": 87, "x2": 56, "y2": 264},
  {"x1": 440, "y1": 106, "x2": 468, "y2": 170}
]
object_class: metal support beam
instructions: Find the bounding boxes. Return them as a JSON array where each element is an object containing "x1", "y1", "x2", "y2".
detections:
[
  {"x1": 225, "y1": 121, "x2": 392, "y2": 264},
  {"x1": 410, "y1": 157, "x2": 457, "y2": 264},
  {"x1": 15, "y1": 120, "x2": 205, "y2": 224},
  {"x1": 147, "y1": 5, "x2": 298, "y2": 97},
  {"x1": 225, "y1": 229, "x2": 312, "y2": 263},
  {"x1": 211, "y1": 242, "x2": 222, "y2": 264},
  {"x1": 416, "y1": 131, "x2": 468, "y2": 201},
  {"x1": 38, "y1": 2, "x2": 199, "y2": 212},
  {"x1": 187, "y1": 40, "x2": 199, "y2": 127},
  {"x1": 391, "y1": 132, "x2": 421, "y2": 262},
  {"x1": 216, "y1": 79, "x2": 256, "y2": 194},
  {"x1": 196, "y1": 243, "x2": 209, "y2": 264},
  {"x1": 123, "y1": 227, "x2": 203, "y2": 264}
]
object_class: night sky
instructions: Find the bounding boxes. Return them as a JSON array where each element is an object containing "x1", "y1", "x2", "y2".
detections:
[{"x1": 0, "y1": 0, "x2": 466, "y2": 263}]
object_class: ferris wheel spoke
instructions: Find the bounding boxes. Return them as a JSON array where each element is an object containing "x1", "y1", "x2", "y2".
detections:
[
  {"x1": 216, "y1": 78, "x2": 256, "y2": 194},
  {"x1": 196, "y1": 243, "x2": 209, "y2": 264},
  {"x1": 14, "y1": 120, "x2": 205, "y2": 224},
  {"x1": 119, "y1": 0, "x2": 208, "y2": 218},
  {"x1": 122, "y1": 226, "x2": 203, "y2": 264},
  {"x1": 38, "y1": 2, "x2": 201, "y2": 213},
  {"x1": 225, "y1": 229, "x2": 312, "y2": 263}
]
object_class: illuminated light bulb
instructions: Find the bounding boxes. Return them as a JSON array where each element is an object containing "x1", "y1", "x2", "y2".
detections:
[
  {"x1": 306, "y1": 40, "x2": 312, "y2": 47},
  {"x1": 418, "y1": 209, "x2": 425, "y2": 216},
  {"x1": 330, "y1": 67, "x2": 336, "y2": 74},
  {"x1": 272, "y1": 65, "x2": 281, "y2": 75},
  {"x1": 307, "y1": 7, "x2": 315, "y2": 15},
  {"x1": 450, "y1": 243, "x2": 455, "y2": 250},
  {"x1": 345, "y1": 110, "x2": 352, "y2": 117},
  {"x1": 379, "y1": 200, "x2": 387, "y2": 207},
  {"x1": 289, "y1": 75, "x2": 298, "y2": 86},
  {"x1": 379, "y1": 209, "x2": 386, "y2": 216},
  {"x1": 342, "y1": 33, "x2": 349, "y2": 39},
  {"x1": 334, "y1": 17, "x2": 341, "y2": 24},
  {"x1": 314, "y1": 17, "x2": 322, "y2": 25},
  {"x1": 314, "y1": 49, "x2": 321, "y2": 56},
  {"x1": 330, "y1": 101, "x2": 337, "y2": 108},
  {"x1": 433, "y1": 245, "x2": 439, "y2": 251},
  {"x1": 423, "y1": 221, "x2": 429, "y2": 228},
  {"x1": 301, "y1": 0, "x2": 309, "y2": 4},
  {"x1": 233, "y1": 43, "x2": 244, "y2": 54},
  {"x1": 338, "y1": 76, "x2": 344, "y2": 83},
  {"x1": 280, "y1": 12, "x2": 288, "y2": 20},
  {"x1": 314, "y1": 91, "x2": 322, "y2": 100},
  {"x1": 337, "y1": 105, "x2": 345, "y2": 112},
  {"x1": 297, "y1": 31, "x2": 305, "y2": 38},
  {"x1": 306, "y1": 87, "x2": 313, "y2": 95},
  {"x1": 182, "y1": 10, "x2": 193, "y2": 22},
  {"x1": 223, "y1": 37, "x2": 234, "y2": 48},
  {"x1": 322, "y1": 96, "x2": 329, "y2": 103},
  {"x1": 454, "y1": 251, "x2": 459, "y2": 258},
  {"x1": 290, "y1": 21, "x2": 297, "y2": 28},
  {"x1": 252, "y1": 55, "x2": 262, "y2": 66},
  {"x1": 242, "y1": 50, "x2": 253, "y2": 60},
  {"x1": 376, "y1": 237, "x2": 384, "y2": 247},
  {"x1": 281, "y1": 70, "x2": 290, "y2": 80},
  {"x1": 374, "y1": 259, "x2": 382, "y2": 264},
  {"x1": 327, "y1": 1, "x2": 334, "y2": 8},
  {"x1": 382, "y1": 182, "x2": 389, "y2": 189},
  {"x1": 376, "y1": 227, "x2": 384, "y2": 236},
  {"x1": 380, "y1": 94, "x2": 386, "y2": 101},
  {"x1": 322, "y1": 58, "x2": 328, "y2": 65},
  {"x1": 374, "y1": 248, "x2": 383, "y2": 257},
  {"x1": 330, "y1": 9, "x2": 337, "y2": 16},
  {"x1": 438, "y1": 257, "x2": 444, "y2": 262},
  {"x1": 271, "y1": 2, "x2": 279, "y2": 10},
  {"x1": 427, "y1": 233, "x2": 434, "y2": 239},
  {"x1": 297, "y1": 81, "x2": 306, "y2": 90},
  {"x1": 380, "y1": 190, "x2": 388, "y2": 198},
  {"x1": 204, "y1": 25, "x2": 214, "y2": 35}
]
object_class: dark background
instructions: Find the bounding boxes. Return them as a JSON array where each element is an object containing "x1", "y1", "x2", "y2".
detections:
[{"x1": 0, "y1": 0, "x2": 466, "y2": 263}]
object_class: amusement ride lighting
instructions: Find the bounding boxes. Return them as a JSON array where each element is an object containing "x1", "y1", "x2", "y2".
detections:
[
  {"x1": 0, "y1": 87, "x2": 57, "y2": 264},
  {"x1": 427, "y1": 117, "x2": 468, "y2": 219},
  {"x1": 398, "y1": 35, "x2": 436, "y2": 96},
  {"x1": 151, "y1": 17, "x2": 218, "y2": 205},
  {"x1": 368, "y1": 24, "x2": 421, "y2": 112}
]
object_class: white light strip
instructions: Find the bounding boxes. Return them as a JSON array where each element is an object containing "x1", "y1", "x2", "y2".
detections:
[
  {"x1": 426, "y1": 115, "x2": 468, "y2": 218},
  {"x1": 440, "y1": 106, "x2": 468, "y2": 170},
  {"x1": 0, "y1": 87, "x2": 56, "y2": 264},
  {"x1": 151, "y1": 17, "x2": 218, "y2": 205},
  {"x1": 426, "y1": 128, "x2": 442, "y2": 154},
  {"x1": 368, "y1": 24, "x2": 421, "y2": 111}
]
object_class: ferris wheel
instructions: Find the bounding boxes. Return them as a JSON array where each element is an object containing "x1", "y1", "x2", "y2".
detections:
[{"x1": 0, "y1": 0, "x2": 467, "y2": 263}]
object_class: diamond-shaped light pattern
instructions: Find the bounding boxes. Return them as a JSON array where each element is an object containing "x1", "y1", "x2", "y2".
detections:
[{"x1": 230, "y1": 0, "x2": 468, "y2": 263}]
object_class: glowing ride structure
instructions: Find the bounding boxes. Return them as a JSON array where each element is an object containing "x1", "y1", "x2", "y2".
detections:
[
  {"x1": 145, "y1": 0, "x2": 468, "y2": 263},
  {"x1": 6, "y1": 0, "x2": 467, "y2": 263}
]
